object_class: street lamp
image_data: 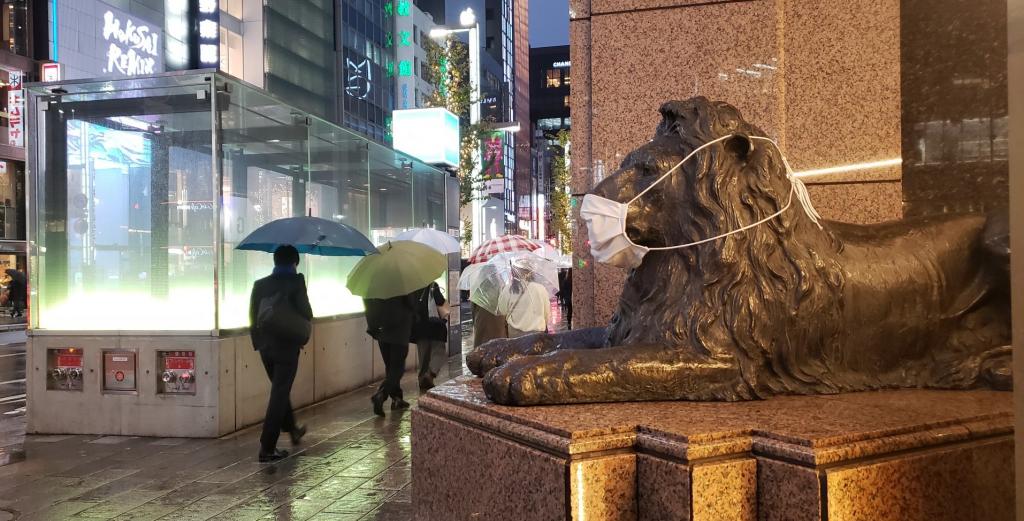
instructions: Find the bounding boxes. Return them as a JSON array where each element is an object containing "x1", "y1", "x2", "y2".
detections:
[{"x1": 431, "y1": 8, "x2": 484, "y2": 248}]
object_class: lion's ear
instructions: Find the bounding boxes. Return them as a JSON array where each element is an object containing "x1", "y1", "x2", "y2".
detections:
[{"x1": 723, "y1": 134, "x2": 753, "y2": 164}]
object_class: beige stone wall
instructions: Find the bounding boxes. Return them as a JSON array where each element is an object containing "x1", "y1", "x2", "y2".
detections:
[{"x1": 570, "y1": 0, "x2": 904, "y2": 328}]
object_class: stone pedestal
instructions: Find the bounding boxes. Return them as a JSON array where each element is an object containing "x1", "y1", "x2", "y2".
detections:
[{"x1": 412, "y1": 377, "x2": 1013, "y2": 521}]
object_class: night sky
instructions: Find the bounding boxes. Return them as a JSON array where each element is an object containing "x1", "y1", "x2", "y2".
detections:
[{"x1": 529, "y1": 0, "x2": 569, "y2": 48}]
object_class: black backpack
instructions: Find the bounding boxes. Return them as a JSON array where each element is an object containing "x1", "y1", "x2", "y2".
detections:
[{"x1": 257, "y1": 293, "x2": 312, "y2": 346}]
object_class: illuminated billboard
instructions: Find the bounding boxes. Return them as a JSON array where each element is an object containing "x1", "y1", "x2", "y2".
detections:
[{"x1": 392, "y1": 108, "x2": 460, "y2": 168}]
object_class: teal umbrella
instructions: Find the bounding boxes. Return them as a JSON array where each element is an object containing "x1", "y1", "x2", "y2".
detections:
[{"x1": 236, "y1": 217, "x2": 377, "y2": 256}]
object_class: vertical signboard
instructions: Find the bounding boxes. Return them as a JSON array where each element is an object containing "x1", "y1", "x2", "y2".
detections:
[
  {"x1": 190, "y1": 0, "x2": 220, "y2": 68},
  {"x1": 483, "y1": 132, "x2": 505, "y2": 194},
  {"x1": 6, "y1": 70, "x2": 23, "y2": 147}
]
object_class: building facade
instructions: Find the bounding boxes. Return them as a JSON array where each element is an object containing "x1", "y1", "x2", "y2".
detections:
[
  {"x1": 339, "y1": 0, "x2": 393, "y2": 143},
  {"x1": 0, "y1": 0, "x2": 49, "y2": 283},
  {"x1": 528, "y1": 45, "x2": 569, "y2": 242},
  {"x1": 394, "y1": 1, "x2": 438, "y2": 111}
]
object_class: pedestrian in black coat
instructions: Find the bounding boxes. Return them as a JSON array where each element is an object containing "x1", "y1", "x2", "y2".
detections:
[
  {"x1": 5, "y1": 269, "x2": 25, "y2": 318},
  {"x1": 249, "y1": 245, "x2": 313, "y2": 463},
  {"x1": 363, "y1": 291, "x2": 418, "y2": 416},
  {"x1": 412, "y1": 282, "x2": 447, "y2": 391}
]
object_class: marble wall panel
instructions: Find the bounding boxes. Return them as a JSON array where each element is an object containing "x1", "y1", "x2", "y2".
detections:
[
  {"x1": 757, "y1": 458, "x2": 822, "y2": 521},
  {"x1": 412, "y1": 410, "x2": 569, "y2": 521},
  {"x1": 825, "y1": 436, "x2": 1014, "y2": 521},
  {"x1": 780, "y1": 0, "x2": 901, "y2": 173},
  {"x1": 569, "y1": 453, "x2": 638, "y2": 520},
  {"x1": 691, "y1": 458, "x2": 757, "y2": 521},
  {"x1": 805, "y1": 182, "x2": 903, "y2": 223},
  {"x1": 636, "y1": 453, "x2": 691, "y2": 521}
]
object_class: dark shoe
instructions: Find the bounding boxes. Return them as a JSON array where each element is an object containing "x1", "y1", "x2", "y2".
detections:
[
  {"x1": 258, "y1": 448, "x2": 289, "y2": 463},
  {"x1": 418, "y1": 374, "x2": 435, "y2": 392},
  {"x1": 371, "y1": 391, "x2": 386, "y2": 417},
  {"x1": 391, "y1": 398, "x2": 410, "y2": 410},
  {"x1": 289, "y1": 425, "x2": 307, "y2": 446}
]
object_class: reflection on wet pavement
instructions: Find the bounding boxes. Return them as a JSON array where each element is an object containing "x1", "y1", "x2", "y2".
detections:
[{"x1": 0, "y1": 302, "x2": 570, "y2": 520}]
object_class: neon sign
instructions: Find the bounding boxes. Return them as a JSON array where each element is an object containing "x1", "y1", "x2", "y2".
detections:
[
  {"x1": 102, "y1": 11, "x2": 160, "y2": 76},
  {"x1": 193, "y1": 0, "x2": 220, "y2": 68}
]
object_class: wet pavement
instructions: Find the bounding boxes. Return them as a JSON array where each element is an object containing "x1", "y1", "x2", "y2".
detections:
[{"x1": 0, "y1": 302, "x2": 569, "y2": 520}]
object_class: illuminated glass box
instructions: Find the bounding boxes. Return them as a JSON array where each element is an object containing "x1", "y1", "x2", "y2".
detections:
[
  {"x1": 392, "y1": 108, "x2": 460, "y2": 168},
  {"x1": 26, "y1": 72, "x2": 448, "y2": 332}
]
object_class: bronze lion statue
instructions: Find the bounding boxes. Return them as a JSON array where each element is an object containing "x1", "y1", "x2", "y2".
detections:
[{"x1": 468, "y1": 97, "x2": 1011, "y2": 405}]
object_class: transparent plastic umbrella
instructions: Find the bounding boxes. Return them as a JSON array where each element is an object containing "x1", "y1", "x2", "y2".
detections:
[
  {"x1": 468, "y1": 252, "x2": 558, "y2": 315},
  {"x1": 393, "y1": 228, "x2": 461, "y2": 255}
]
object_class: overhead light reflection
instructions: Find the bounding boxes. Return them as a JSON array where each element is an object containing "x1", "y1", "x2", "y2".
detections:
[{"x1": 792, "y1": 158, "x2": 902, "y2": 178}]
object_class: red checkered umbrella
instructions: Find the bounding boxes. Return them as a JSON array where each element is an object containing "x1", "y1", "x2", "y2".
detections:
[{"x1": 468, "y1": 235, "x2": 543, "y2": 264}]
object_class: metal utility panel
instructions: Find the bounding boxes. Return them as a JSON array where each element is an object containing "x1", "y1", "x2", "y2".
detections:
[
  {"x1": 102, "y1": 350, "x2": 137, "y2": 393},
  {"x1": 46, "y1": 348, "x2": 84, "y2": 391},
  {"x1": 157, "y1": 351, "x2": 196, "y2": 395}
]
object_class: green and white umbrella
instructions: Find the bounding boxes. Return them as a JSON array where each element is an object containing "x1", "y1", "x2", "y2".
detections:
[{"x1": 346, "y1": 241, "x2": 447, "y2": 299}]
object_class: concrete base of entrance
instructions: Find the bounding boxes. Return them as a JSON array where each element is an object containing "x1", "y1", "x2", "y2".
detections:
[
  {"x1": 25, "y1": 314, "x2": 418, "y2": 437},
  {"x1": 412, "y1": 377, "x2": 1014, "y2": 521}
]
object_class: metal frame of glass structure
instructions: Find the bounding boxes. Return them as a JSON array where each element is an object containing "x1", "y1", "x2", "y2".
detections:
[{"x1": 26, "y1": 70, "x2": 448, "y2": 332}]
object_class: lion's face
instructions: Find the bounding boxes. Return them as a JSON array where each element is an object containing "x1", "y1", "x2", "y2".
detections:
[{"x1": 592, "y1": 129, "x2": 754, "y2": 249}]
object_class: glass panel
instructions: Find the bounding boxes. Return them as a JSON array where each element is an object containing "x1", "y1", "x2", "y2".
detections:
[
  {"x1": 302, "y1": 118, "x2": 369, "y2": 317},
  {"x1": 28, "y1": 77, "x2": 215, "y2": 330},
  {"x1": 368, "y1": 145, "x2": 413, "y2": 245},
  {"x1": 27, "y1": 71, "x2": 450, "y2": 331},
  {"x1": 411, "y1": 163, "x2": 446, "y2": 231},
  {"x1": 218, "y1": 77, "x2": 311, "y2": 329}
]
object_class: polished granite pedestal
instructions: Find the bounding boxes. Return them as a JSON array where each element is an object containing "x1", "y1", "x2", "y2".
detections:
[{"x1": 411, "y1": 377, "x2": 1013, "y2": 521}]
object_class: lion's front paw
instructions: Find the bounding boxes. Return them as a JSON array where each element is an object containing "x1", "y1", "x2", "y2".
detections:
[
  {"x1": 467, "y1": 334, "x2": 552, "y2": 377},
  {"x1": 482, "y1": 354, "x2": 571, "y2": 405}
]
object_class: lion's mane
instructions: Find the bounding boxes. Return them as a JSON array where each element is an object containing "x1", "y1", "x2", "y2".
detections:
[{"x1": 606, "y1": 98, "x2": 847, "y2": 398}]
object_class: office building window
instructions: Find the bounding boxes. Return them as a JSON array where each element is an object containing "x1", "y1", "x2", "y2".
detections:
[
  {"x1": 546, "y1": 69, "x2": 561, "y2": 88},
  {"x1": 219, "y1": 28, "x2": 244, "y2": 78},
  {"x1": 537, "y1": 118, "x2": 561, "y2": 131},
  {"x1": 1, "y1": 0, "x2": 27, "y2": 56},
  {"x1": 220, "y1": 0, "x2": 243, "y2": 18}
]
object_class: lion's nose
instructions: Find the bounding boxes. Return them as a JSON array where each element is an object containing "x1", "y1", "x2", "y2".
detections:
[{"x1": 591, "y1": 172, "x2": 621, "y2": 200}]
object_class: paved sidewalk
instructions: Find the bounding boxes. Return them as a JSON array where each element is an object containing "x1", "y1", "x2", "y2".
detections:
[
  {"x1": 0, "y1": 357, "x2": 464, "y2": 521},
  {"x1": 0, "y1": 301, "x2": 570, "y2": 520}
]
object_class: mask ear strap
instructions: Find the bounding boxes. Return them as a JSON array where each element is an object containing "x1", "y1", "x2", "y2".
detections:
[
  {"x1": 639, "y1": 136, "x2": 822, "y2": 251},
  {"x1": 751, "y1": 137, "x2": 823, "y2": 229},
  {"x1": 627, "y1": 133, "x2": 735, "y2": 206}
]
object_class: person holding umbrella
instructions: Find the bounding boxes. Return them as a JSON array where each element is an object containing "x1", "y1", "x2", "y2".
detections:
[
  {"x1": 248, "y1": 245, "x2": 313, "y2": 463},
  {"x1": 237, "y1": 215, "x2": 377, "y2": 461},
  {"x1": 347, "y1": 241, "x2": 448, "y2": 416}
]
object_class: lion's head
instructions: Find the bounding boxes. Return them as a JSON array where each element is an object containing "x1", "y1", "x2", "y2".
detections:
[{"x1": 596, "y1": 97, "x2": 846, "y2": 396}]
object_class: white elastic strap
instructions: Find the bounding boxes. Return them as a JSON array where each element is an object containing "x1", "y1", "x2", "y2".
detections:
[
  {"x1": 627, "y1": 134, "x2": 734, "y2": 205},
  {"x1": 627, "y1": 134, "x2": 823, "y2": 252}
]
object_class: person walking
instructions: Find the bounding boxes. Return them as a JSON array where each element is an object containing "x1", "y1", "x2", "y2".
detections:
[
  {"x1": 413, "y1": 282, "x2": 448, "y2": 391},
  {"x1": 249, "y1": 245, "x2": 313, "y2": 463},
  {"x1": 470, "y1": 263, "x2": 509, "y2": 347},
  {"x1": 363, "y1": 291, "x2": 417, "y2": 416},
  {"x1": 497, "y1": 277, "x2": 551, "y2": 338},
  {"x1": 5, "y1": 269, "x2": 25, "y2": 318}
]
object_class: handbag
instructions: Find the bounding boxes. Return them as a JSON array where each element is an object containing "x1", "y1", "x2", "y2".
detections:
[
  {"x1": 257, "y1": 293, "x2": 312, "y2": 346},
  {"x1": 436, "y1": 300, "x2": 451, "y2": 321},
  {"x1": 414, "y1": 317, "x2": 448, "y2": 342}
]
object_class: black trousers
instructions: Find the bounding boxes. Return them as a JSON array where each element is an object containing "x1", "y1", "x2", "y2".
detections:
[
  {"x1": 377, "y1": 341, "x2": 408, "y2": 400},
  {"x1": 259, "y1": 347, "x2": 299, "y2": 452}
]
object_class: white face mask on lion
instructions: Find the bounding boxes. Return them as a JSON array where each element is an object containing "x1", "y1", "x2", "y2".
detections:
[{"x1": 580, "y1": 134, "x2": 822, "y2": 270}]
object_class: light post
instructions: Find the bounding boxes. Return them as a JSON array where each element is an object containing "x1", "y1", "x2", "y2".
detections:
[{"x1": 431, "y1": 8, "x2": 483, "y2": 248}]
